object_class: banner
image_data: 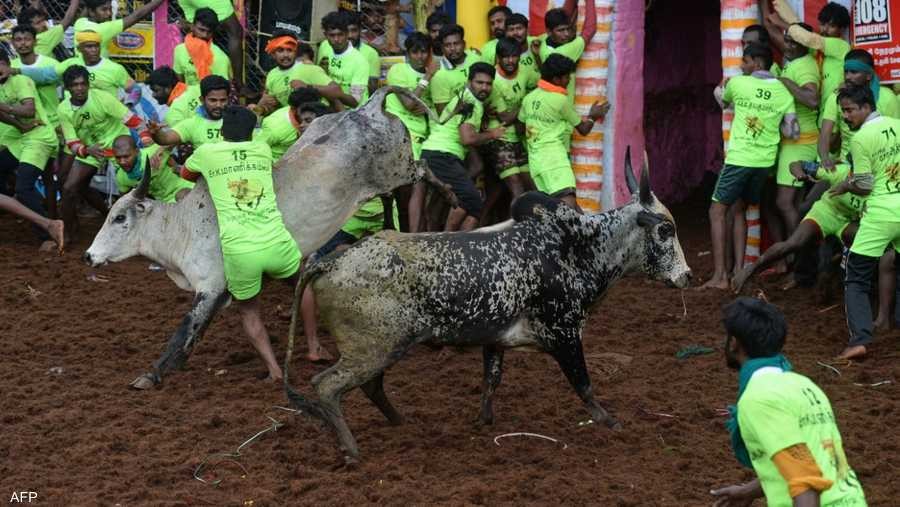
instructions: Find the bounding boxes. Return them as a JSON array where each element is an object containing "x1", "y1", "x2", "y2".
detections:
[
  {"x1": 107, "y1": 23, "x2": 154, "y2": 59},
  {"x1": 853, "y1": 0, "x2": 900, "y2": 82}
]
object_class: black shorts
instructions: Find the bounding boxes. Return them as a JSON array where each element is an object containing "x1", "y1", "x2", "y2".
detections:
[
  {"x1": 422, "y1": 149, "x2": 483, "y2": 216},
  {"x1": 712, "y1": 164, "x2": 769, "y2": 205}
]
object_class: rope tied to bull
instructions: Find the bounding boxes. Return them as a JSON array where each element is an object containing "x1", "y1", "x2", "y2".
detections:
[{"x1": 193, "y1": 406, "x2": 301, "y2": 486}]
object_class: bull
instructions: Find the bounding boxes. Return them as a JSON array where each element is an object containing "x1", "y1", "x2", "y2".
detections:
[
  {"x1": 83, "y1": 86, "x2": 454, "y2": 389},
  {"x1": 282, "y1": 148, "x2": 692, "y2": 461}
]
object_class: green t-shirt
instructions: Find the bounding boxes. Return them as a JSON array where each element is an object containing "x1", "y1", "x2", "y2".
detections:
[
  {"x1": 480, "y1": 38, "x2": 499, "y2": 65},
  {"x1": 488, "y1": 68, "x2": 536, "y2": 143},
  {"x1": 259, "y1": 106, "x2": 300, "y2": 161},
  {"x1": 172, "y1": 114, "x2": 223, "y2": 148},
  {"x1": 430, "y1": 51, "x2": 481, "y2": 106},
  {"x1": 179, "y1": 0, "x2": 234, "y2": 23},
  {"x1": 265, "y1": 63, "x2": 299, "y2": 107},
  {"x1": 539, "y1": 36, "x2": 586, "y2": 101},
  {"x1": 385, "y1": 62, "x2": 430, "y2": 139},
  {"x1": 184, "y1": 140, "x2": 294, "y2": 255},
  {"x1": 12, "y1": 55, "x2": 61, "y2": 127},
  {"x1": 115, "y1": 146, "x2": 194, "y2": 203},
  {"x1": 421, "y1": 87, "x2": 483, "y2": 160},
  {"x1": 326, "y1": 45, "x2": 370, "y2": 105},
  {"x1": 57, "y1": 88, "x2": 129, "y2": 148},
  {"x1": 35, "y1": 25, "x2": 64, "y2": 57},
  {"x1": 821, "y1": 87, "x2": 900, "y2": 160},
  {"x1": 73, "y1": 18, "x2": 125, "y2": 57},
  {"x1": 518, "y1": 35, "x2": 545, "y2": 81},
  {"x1": 780, "y1": 54, "x2": 820, "y2": 137},
  {"x1": 318, "y1": 40, "x2": 380, "y2": 79},
  {"x1": 173, "y1": 42, "x2": 232, "y2": 86},
  {"x1": 518, "y1": 85, "x2": 581, "y2": 173},
  {"x1": 57, "y1": 57, "x2": 130, "y2": 96},
  {"x1": 738, "y1": 370, "x2": 866, "y2": 507},
  {"x1": 820, "y1": 37, "x2": 851, "y2": 116},
  {"x1": 165, "y1": 85, "x2": 202, "y2": 126},
  {"x1": 723, "y1": 75, "x2": 795, "y2": 168},
  {"x1": 0, "y1": 74, "x2": 58, "y2": 145},
  {"x1": 291, "y1": 62, "x2": 332, "y2": 87},
  {"x1": 814, "y1": 163, "x2": 864, "y2": 220},
  {"x1": 850, "y1": 115, "x2": 900, "y2": 220}
]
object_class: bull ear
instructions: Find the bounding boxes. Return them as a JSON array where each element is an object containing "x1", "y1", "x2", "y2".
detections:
[
  {"x1": 133, "y1": 163, "x2": 151, "y2": 200},
  {"x1": 624, "y1": 145, "x2": 638, "y2": 195},
  {"x1": 639, "y1": 150, "x2": 652, "y2": 205}
]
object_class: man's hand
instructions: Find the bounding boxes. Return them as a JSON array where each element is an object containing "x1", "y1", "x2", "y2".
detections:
[
  {"x1": 821, "y1": 156, "x2": 836, "y2": 171},
  {"x1": 17, "y1": 118, "x2": 43, "y2": 134},
  {"x1": 86, "y1": 144, "x2": 107, "y2": 159},
  {"x1": 828, "y1": 179, "x2": 851, "y2": 197},
  {"x1": 530, "y1": 38, "x2": 542, "y2": 56},
  {"x1": 589, "y1": 100, "x2": 610, "y2": 120},
  {"x1": 149, "y1": 149, "x2": 166, "y2": 170},
  {"x1": 710, "y1": 482, "x2": 758, "y2": 507},
  {"x1": 257, "y1": 94, "x2": 279, "y2": 114},
  {"x1": 147, "y1": 120, "x2": 165, "y2": 136},
  {"x1": 487, "y1": 126, "x2": 506, "y2": 140},
  {"x1": 425, "y1": 58, "x2": 439, "y2": 80},
  {"x1": 790, "y1": 163, "x2": 810, "y2": 182}
]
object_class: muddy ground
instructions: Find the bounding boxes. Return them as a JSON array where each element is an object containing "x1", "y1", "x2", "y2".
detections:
[{"x1": 1, "y1": 199, "x2": 897, "y2": 506}]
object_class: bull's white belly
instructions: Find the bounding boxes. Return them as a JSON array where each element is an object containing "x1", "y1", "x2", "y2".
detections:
[{"x1": 497, "y1": 316, "x2": 540, "y2": 348}]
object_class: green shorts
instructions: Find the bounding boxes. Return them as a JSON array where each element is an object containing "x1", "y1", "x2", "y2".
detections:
[
  {"x1": 532, "y1": 166, "x2": 576, "y2": 196},
  {"x1": 803, "y1": 201, "x2": 853, "y2": 242},
  {"x1": 776, "y1": 142, "x2": 817, "y2": 187},
  {"x1": 712, "y1": 164, "x2": 768, "y2": 205},
  {"x1": 7, "y1": 128, "x2": 57, "y2": 169},
  {"x1": 223, "y1": 239, "x2": 301, "y2": 300},
  {"x1": 848, "y1": 218, "x2": 900, "y2": 258}
]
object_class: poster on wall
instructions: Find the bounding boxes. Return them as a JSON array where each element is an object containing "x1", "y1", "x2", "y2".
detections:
[{"x1": 853, "y1": 0, "x2": 900, "y2": 82}]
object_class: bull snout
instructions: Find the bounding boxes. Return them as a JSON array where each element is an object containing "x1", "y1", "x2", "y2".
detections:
[
  {"x1": 82, "y1": 251, "x2": 93, "y2": 266},
  {"x1": 667, "y1": 270, "x2": 692, "y2": 289}
]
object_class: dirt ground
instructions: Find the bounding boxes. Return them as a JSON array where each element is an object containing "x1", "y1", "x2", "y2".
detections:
[{"x1": 1, "y1": 199, "x2": 898, "y2": 506}]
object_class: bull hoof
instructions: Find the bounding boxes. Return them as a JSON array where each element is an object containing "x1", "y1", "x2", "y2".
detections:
[
  {"x1": 605, "y1": 418, "x2": 623, "y2": 431},
  {"x1": 130, "y1": 373, "x2": 158, "y2": 390}
]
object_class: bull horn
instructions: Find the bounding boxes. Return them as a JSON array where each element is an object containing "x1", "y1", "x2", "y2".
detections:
[
  {"x1": 639, "y1": 149, "x2": 652, "y2": 205},
  {"x1": 624, "y1": 145, "x2": 638, "y2": 195},
  {"x1": 133, "y1": 162, "x2": 152, "y2": 200}
]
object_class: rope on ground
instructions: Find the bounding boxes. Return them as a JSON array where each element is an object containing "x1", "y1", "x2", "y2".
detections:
[
  {"x1": 675, "y1": 345, "x2": 714, "y2": 360},
  {"x1": 493, "y1": 432, "x2": 567, "y2": 449},
  {"x1": 816, "y1": 361, "x2": 842, "y2": 376},
  {"x1": 193, "y1": 406, "x2": 302, "y2": 486}
]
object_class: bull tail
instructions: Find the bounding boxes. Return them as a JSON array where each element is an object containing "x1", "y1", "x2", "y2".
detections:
[
  {"x1": 282, "y1": 260, "x2": 330, "y2": 420},
  {"x1": 370, "y1": 85, "x2": 443, "y2": 124}
]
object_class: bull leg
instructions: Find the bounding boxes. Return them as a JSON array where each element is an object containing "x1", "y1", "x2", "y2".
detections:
[
  {"x1": 477, "y1": 346, "x2": 505, "y2": 426},
  {"x1": 417, "y1": 160, "x2": 459, "y2": 209},
  {"x1": 360, "y1": 373, "x2": 403, "y2": 425},
  {"x1": 549, "y1": 340, "x2": 621, "y2": 430},
  {"x1": 310, "y1": 361, "x2": 364, "y2": 460},
  {"x1": 131, "y1": 289, "x2": 230, "y2": 389}
]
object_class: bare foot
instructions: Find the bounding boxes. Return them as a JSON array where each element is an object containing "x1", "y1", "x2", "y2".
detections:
[
  {"x1": 264, "y1": 373, "x2": 283, "y2": 383},
  {"x1": 836, "y1": 345, "x2": 867, "y2": 361},
  {"x1": 874, "y1": 317, "x2": 890, "y2": 332},
  {"x1": 697, "y1": 276, "x2": 730, "y2": 290},
  {"x1": 731, "y1": 265, "x2": 755, "y2": 293},
  {"x1": 306, "y1": 344, "x2": 333, "y2": 363},
  {"x1": 46, "y1": 220, "x2": 64, "y2": 254}
]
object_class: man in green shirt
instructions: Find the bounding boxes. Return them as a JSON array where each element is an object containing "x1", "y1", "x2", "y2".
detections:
[
  {"x1": 772, "y1": 23, "x2": 821, "y2": 239},
  {"x1": 56, "y1": 31, "x2": 135, "y2": 96},
  {"x1": 57, "y1": 65, "x2": 151, "y2": 244},
  {"x1": 818, "y1": 50, "x2": 900, "y2": 169},
  {"x1": 711, "y1": 297, "x2": 867, "y2": 507},
  {"x1": 10, "y1": 25, "x2": 61, "y2": 132},
  {"x1": 485, "y1": 37, "x2": 538, "y2": 198},
  {"x1": 149, "y1": 75, "x2": 230, "y2": 150},
  {"x1": 386, "y1": 32, "x2": 436, "y2": 233},
  {"x1": 421, "y1": 62, "x2": 505, "y2": 231},
  {"x1": 179, "y1": 0, "x2": 245, "y2": 90},
  {"x1": 518, "y1": 54, "x2": 607, "y2": 211},
  {"x1": 538, "y1": 0, "x2": 596, "y2": 103},
  {"x1": 173, "y1": 8, "x2": 232, "y2": 87},
  {"x1": 827, "y1": 85, "x2": 900, "y2": 360},
  {"x1": 74, "y1": 0, "x2": 164, "y2": 57},
  {"x1": 703, "y1": 43, "x2": 798, "y2": 290},
  {"x1": 480, "y1": 5, "x2": 512, "y2": 66},
  {"x1": 317, "y1": 11, "x2": 381, "y2": 95},
  {"x1": 0, "y1": 50, "x2": 60, "y2": 244},
  {"x1": 111, "y1": 135, "x2": 192, "y2": 203},
  {"x1": 505, "y1": 13, "x2": 543, "y2": 84},
  {"x1": 18, "y1": 0, "x2": 79, "y2": 57},
  {"x1": 182, "y1": 106, "x2": 303, "y2": 382},
  {"x1": 260, "y1": 91, "x2": 328, "y2": 162},
  {"x1": 430, "y1": 24, "x2": 481, "y2": 114},
  {"x1": 320, "y1": 11, "x2": 370, "y2": 108}
]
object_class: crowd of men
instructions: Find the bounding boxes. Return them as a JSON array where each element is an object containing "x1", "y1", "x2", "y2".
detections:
[{"x1": 0, "y1": 1, "x2": 885, "y2": 504}]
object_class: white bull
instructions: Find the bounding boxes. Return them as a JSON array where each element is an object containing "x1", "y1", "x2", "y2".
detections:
[{"x1": 84, "y1": 87, "x2": 454, "y2": 389}]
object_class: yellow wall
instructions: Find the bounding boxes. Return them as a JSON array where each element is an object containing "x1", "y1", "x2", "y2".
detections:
[{"x1": 456, "y1": 1, "x2": 495, "y2": 49}]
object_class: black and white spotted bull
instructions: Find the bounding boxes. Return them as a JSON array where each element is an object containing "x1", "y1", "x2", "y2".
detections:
[
  {"x1": 283, "y1": 148, "x2": 692, "y2": 460},
  {"x1": 83, "y1": 86, "x2": 455, "y2": 389}
]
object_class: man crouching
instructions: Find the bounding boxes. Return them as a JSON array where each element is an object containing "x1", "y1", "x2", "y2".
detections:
[{"x1": 181, "y1": 106, "x2": 302, "y2": 381}]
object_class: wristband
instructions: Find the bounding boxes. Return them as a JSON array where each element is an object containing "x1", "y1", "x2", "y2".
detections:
[{"x1": 418, "y1": 78, "x2": 430, "y2": 88}]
